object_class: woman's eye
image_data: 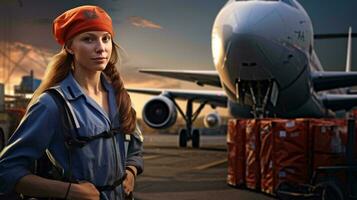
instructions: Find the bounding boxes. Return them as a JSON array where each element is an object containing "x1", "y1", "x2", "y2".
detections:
[
  {"x1": 103, "y1": 36, "x2": 111, "y2": 42},
  {"x1": 82, "y1": 37, "x2": 93, "y2": 42}
]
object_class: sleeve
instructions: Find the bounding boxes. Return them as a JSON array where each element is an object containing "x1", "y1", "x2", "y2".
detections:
[
  {"x1": 0, "y1": 94, "x2": 59, "y2": 194},
  {"x1": 125, "y1": 124, "x2": 144, "y2": 175}
]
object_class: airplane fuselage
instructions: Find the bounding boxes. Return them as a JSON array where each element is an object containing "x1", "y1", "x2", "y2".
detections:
[
  {"x1": 212, "y1": 0, "x2": 328, "y2": 118},
  {"x1": 128, "y1": 0, "x2": 356, "y2": 148}
]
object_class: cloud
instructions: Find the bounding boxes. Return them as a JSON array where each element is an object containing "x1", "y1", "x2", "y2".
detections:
[{"x1": 128, "y1": 16, "x2": 163, "y2": 30}]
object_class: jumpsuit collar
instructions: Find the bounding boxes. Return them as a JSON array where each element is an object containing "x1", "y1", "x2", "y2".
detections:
[{"x1": 59, "y1": 72, "x2": 117, "y2": 123}]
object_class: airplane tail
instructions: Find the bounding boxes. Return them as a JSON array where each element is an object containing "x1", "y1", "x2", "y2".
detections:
[{"x1": 346, "y1": 27, "x2": 352, "y2": 72}]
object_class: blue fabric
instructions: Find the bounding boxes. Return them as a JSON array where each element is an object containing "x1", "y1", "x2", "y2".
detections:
[{"x1": 0, "y1": 72, "x2": 142, "y2": 200}]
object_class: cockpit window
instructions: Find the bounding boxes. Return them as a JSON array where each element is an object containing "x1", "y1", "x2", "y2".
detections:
[{"x1": 281, "y1": 0, "x2": 298, "y2": 9}]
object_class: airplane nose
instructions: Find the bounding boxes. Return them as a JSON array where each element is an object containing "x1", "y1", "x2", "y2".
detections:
[
  {"x1": 212, "y1": 2, "x2": 283, "y2": 80},
  {"x1": 232, "y1": 2, "x2": 284, "y2": 39},
  {"x1": 212, "y1": 1, "x2": 308, "y2": 89}
]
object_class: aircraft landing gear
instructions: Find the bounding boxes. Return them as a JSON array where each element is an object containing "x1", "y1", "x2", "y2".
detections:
[
  {"x1": 172, "y1": 98, "x2": 207, "y2": 148},
  {"x1": 192, "y1": 129, "x2": 200, "y2": 148},
  {"x1": 179, "y1": 128, "x2": 200, "y2": 148},
  {"x1": 179, "y1": 129, "x2": 187, "y2": 147}
]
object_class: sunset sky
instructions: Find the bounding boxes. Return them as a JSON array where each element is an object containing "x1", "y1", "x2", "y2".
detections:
[{"x1": 0, "y1": 0, "x2": 356, "y2": 117}]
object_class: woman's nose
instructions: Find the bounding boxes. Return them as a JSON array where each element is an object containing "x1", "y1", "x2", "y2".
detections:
[{"x1": 95, "y1": 41, "x2": 106, "y2": 53}]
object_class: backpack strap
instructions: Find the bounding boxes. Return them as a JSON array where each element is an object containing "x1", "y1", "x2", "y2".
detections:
[
  {"x1": 48, "y1": 87, "x2": 125, "y2": 148},
  {"x1": 45, "y1": 87, "x2": 78, "y2": 182},
  {"x1": 47, "y1": 87, "x2": 80, "y2": 129},
  {"x1": 45, "y1": 87, "x2": 127, "y2": 191},
  {"x1": 46, "y1": 87, "x2": 81, "y2": 144}
]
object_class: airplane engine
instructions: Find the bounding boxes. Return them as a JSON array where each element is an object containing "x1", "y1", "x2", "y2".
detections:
[
  {"x1": 203, "y1": 112, "x2": 222, "y2": 129},
  {"x1": 142, "y1": 95, "x2": 177, "y2": 129}
]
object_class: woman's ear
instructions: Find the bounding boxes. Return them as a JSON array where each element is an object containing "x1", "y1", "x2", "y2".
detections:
[{"x1": 65, "y1": 44, "x2": 74, "y2": 55}]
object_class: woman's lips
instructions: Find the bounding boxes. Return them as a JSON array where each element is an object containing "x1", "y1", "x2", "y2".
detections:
[
  {"x1": 92, "y1": 57, "x2": 106, "y2": 60},
  {"x1": 92, "y1": 57, "x2": 107, "y2": 63}
]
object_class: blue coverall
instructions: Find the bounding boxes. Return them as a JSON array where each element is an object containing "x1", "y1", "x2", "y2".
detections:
[{"x1": 0, "y1": 72, "x2": 144, "y2": 200}]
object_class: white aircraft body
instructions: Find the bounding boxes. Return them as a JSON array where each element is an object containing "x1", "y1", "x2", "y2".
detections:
[
  {"x1": 0, "y1": 0, "x2": 355, "y2": 148},
  {"x1": 127, "y1": 0, "x2": 357, "y2": 148}
]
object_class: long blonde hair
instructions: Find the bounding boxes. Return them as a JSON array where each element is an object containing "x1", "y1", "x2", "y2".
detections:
[{"x1": 30, "y1": 43, "x2": 137, "y2": 134}]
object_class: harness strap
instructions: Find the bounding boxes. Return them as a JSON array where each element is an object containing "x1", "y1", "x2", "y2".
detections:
[
  {"x1": 46, "y1": 87, "x2": 130, "y2": 192},
  {"x1": 70, "y1": 129, "x2": 120, "y2": 148},
  {"x1": 47, "y1": 87, "x2": 122, "y2": 149},
  {"x1": 46, "y1": 88, "x2": 77, "y2": 181},
  {"x1": 96, "y1": 173, "x2": 127, "y2": 192}
]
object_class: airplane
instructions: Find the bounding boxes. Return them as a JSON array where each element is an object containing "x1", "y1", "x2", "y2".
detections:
[{"x1": 127, "y1": 0, "x2": 357, "y2": 148}]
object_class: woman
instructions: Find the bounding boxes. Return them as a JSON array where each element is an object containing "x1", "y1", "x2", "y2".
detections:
[{"x1": 0, "y1": 5, "x2": 143, "y2": 200}]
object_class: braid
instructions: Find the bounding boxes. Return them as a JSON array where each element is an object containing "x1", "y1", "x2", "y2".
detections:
[{"x1": 104, "y1": 63, "x2": 136, "y2": 134}]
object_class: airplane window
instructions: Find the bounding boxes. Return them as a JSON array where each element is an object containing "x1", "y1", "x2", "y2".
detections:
[{"x1": 281, "y1": 0, "x2": 298, "y2": 9}]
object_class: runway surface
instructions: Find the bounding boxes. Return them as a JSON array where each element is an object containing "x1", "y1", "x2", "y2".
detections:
[{"x1": 134, "y1": 134, "x2": 276, "y2": 200}]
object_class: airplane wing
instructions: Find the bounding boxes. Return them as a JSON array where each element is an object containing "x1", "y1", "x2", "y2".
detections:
[
  {"x1": 138, "y1": 69, "x2": 221, "y2": 88},
  {"x1": 321, "y1": 94, "x2": 357, "y2": 111},
  {"x1": 127, "y1": 88, "x2": 227, "y2": 108},
  {"x1": 311, "y1": 71, "x2": 357, "y2": 91},
  {"x1": 314, "y1": 33, "x2": 357, "y2": 39}
]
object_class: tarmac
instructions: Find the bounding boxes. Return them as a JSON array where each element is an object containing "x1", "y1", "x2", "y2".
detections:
[
  {"x1": 0, "y1": 134, "x2": 277, "y2": 200},
  {"x1": 133, "y1": 134, "x2": 276, "y2": 200}
]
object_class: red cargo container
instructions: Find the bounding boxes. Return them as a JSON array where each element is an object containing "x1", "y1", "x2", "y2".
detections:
[
  {"x1": 310, "y1": 119, "x2": 347, "y2": 169},
  {"x1": 310, "y1": 119, "x2": 347, "y2": 155},
  {"x1": 245, "y1": 119, "x2": 261, "y2": 190},
  {"x1": 227, "y1": 118, "x2": 352, "y2": 196},
  {"x1": 227, "y1": 119, "x2": 246, "y2": 187},
  {"x1": 309, "y1": 119, "x2": 347, "y2": 186},
  {"x1": 313, "y1": 154, "x2": 346, "y2": 170},
  {"x1": 236, "y1": 120, "x2": 247, "y2": 187},
  {"x1": 259, "y1": 119, "x2": 274, "y2": 194},
  {"x1": 272, "y1": 119, "x2": 310, "y2": 191},
  {"x1": 227, "y1": 119, "x2": 238, "y2": 186}
]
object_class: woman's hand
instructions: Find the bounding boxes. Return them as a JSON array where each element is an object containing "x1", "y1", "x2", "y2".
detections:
[
  {"x1": 15, "y1": 175, "x2": 99, "y2": 200},
  {"x1": 123, "y1": 167, "x2": 136, "y2": 196},
  {"x1": 67, "y1": 181, "x2": 100, "y2": 200}
]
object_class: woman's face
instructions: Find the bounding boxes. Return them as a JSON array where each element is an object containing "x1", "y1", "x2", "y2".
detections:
[{"x1": 66, "y1": 31, "x2": 112, "y2": 73}]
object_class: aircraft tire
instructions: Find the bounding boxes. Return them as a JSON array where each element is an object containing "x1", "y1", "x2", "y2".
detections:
[
  {"x1": 314, "y1": 181, "x2": 344, "y2": 200},
  {"x1": 192, "y1": 129, "x2": 200, "y2": 148},
  {"x1": 179, "y1": 129, "x2": 187, "y2": 147}
]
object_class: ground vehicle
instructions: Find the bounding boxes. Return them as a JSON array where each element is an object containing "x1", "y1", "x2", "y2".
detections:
[
  {"x1": 0, "y1": 108, "x2": 26, "y2": 150},
  {"x1": 0, "y1": 113, "x2": 10, "y2": 150},
  {"x1": 0, "y1": 83, "x2": 28, "y2": 150}
]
